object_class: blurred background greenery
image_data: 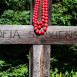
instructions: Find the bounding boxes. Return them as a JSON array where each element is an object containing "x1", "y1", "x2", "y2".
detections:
[{"x1": 0, "y1": 0, "x2": 77, "y2": 77}]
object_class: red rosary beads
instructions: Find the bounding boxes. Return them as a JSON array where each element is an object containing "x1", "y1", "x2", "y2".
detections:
[{"x1": 32, "y1": 0, "x2": 48, "y2": 35}]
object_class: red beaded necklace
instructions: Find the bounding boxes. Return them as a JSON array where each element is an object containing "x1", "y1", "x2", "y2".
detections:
[{"x1": 32, "y1": 0, "x2": 48, "y2": 35}]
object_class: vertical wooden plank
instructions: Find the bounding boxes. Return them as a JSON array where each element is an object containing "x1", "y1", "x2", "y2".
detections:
[
  {"x1": 29, "y1": 45, "x2": 51, "y2": 77},
  {"x1": 33, "y1": 45, "x2": 50, "y2": 77},
  {"x1": 30, "y1": 0, "x2": 34, "y2": 24},
  {"x1": 29, "y1": 0, "x2": 33, "y2": 76},
  {"x1": 29, "y1": 45, "x2": 33, "y2": 77},
  {"x1": 48, "y1": 0, "x2": 52, "y2": 25},
  {"x1": 29, "y1": 0, "x2": 52, "y2": 77},
  {"x1": 29, "y1": 0, "x2": 34, "y2": 76}
]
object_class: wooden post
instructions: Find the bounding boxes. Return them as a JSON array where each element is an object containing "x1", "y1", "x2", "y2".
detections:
[
  {"x1": 29, "y1": 0, "x2": 52, "y2": 77},
  {"x1": 29, "y1": 45, "x2": 51, "y2": 77}
]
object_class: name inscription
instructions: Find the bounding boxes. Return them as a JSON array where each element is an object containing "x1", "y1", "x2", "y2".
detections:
[
  {"x1": 0, "y1": 30, "x2": 20, "y2": 38},
  {"x1": 0, "y1": 30, "x2": 77, "y2": 39},
  {"x1": 29, "y1": 31, "x2": 77, "y2": 39}
]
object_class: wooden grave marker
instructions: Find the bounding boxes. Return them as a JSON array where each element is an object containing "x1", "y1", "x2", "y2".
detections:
[{"x1": 0, "y1": 0, "x2": 77, "y2": 77}]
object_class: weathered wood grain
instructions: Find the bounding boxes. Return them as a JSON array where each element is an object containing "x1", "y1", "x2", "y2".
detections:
[
  {"x1": 29, "y1": 45, "x2": 33, "y2": 77},
  {"x1": 29, "y1": 45, "x2": 50, "y2": 77},
  {"x1": 0, "y1": 25, "x2": 77, "y2": 44},
  {"x1": 48, "y1": 0, "x2": 52, "y2": 25},
  {"x1": 30, "y1": 0, "x2": 34, "y2": 24}
]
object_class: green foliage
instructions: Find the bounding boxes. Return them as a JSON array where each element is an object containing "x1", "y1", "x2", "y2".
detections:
[
  {"x1": 50, "y1": 45, "x2": 77, "y2": 77},
  {"x1": 0, "y1": 10, "x2": 30, "y2": 25},
  {"x1": 50, "y1": 69, "x2": 77, "y2": 77},
  {"x1": 0, "y1": 0, "x2": 30, "y2": 25},
  {"x1": 52, "y1": 0, "x2": 77, "y2": 26},
  {"x1": 0, "y1": 60, "x2": 5, "y2": 70},
  {"x1": 0, "y1": 0, "x2": 30, "y2": 10},
  {"x1": 0, "y1": 64, "x2": 28, "y2": 77},
  {"x1": 0, "y1": 45, "x2": 29, "y2": 77},
  {"x1": 0, "y1": 0, "x2": 77, "y2": 25}
]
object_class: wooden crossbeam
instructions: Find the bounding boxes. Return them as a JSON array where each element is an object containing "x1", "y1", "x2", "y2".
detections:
[{"x1": 0, "y1": 25, "x2": 77, "y2": 44}]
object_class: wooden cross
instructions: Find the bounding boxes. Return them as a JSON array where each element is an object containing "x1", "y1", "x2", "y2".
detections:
[{"x1": 0, "y1": 0, "x2": 77, "y2": 77}]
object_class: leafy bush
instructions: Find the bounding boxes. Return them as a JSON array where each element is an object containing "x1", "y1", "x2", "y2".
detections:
[
  {"x1": 0, "y1": 45, "x2": 29, "y2": 77},
  {"x1": 0, "y1": 0, "x2": 77, "y2": 25},
  {"x1": 0, "y1": 0, "x2": 30, "y2": 25},
  {"x1": 0, "y1": 10, "x2": 30, "y2": 25},
  {"x1": 0, "y1": 63, "x2": 28, "y2": 77},
  {"x1": 50, "y1": 69, "x2": 77, "y2": 77},
  {"x1": 50, "y1": 45, "x2": 77, "y2": 77},
  {"x1": 0, "y1": 0, "x2": 30, "y2": 10},
  {"x1": 52, "y1": 0, "x2": 77, "y2": 26}
]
